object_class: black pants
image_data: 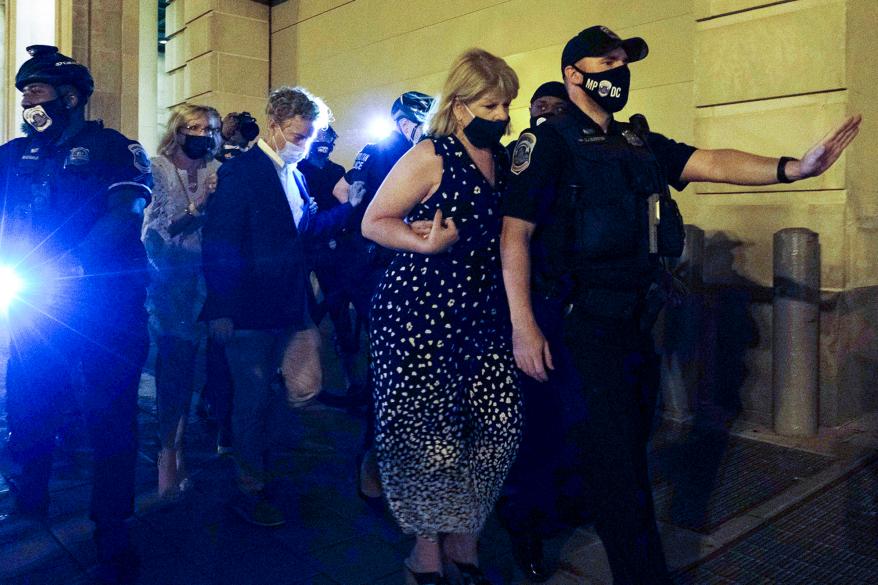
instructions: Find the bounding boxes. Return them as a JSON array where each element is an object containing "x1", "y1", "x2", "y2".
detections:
[
  {"x1": 6, "y1": 310, "x2": 148, "y2": 532},
  {"x1": 202, "y1": 336, "x2": 233, "y2": 432},
  {"x1": 560, "y1": 307, "x2": 670, "y2": 585},
  {"x1": 497, "y1": 296, "x2": 572, "y2": 537},
  {"x1": 314, "y1": 259, "x2": 374, "y2": 357}
]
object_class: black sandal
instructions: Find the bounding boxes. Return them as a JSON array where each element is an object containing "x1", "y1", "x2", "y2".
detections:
[
  {"x1": 404, "y1": 560, "x2": 448, "y2": 585},
  {"x1": 445, "y1": 560, "x2": 490, "y2": 585}
]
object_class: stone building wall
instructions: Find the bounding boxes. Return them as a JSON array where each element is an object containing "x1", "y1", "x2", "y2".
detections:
[
  {"x1": 267, "y1": 0, "x2": 877, "y2": 428},
  {"x1": 6, "y1": 0, "x2": 872, "y2": 428}
]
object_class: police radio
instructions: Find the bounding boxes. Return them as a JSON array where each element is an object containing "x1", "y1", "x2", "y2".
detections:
[{"x1": 629, "y1": 114, "x2": 685, "y2": 258}]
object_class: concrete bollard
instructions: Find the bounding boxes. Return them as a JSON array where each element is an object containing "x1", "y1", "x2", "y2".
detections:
[{"x1": 772, "y1": 228, "x2": 820, "y2": 437}]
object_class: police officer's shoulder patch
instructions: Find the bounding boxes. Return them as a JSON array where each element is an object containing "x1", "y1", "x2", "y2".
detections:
[
  {"x1": 511, "y1": 132, "x2": 536, "y2": 176},
  {"x1": 128, "y1": 143, "x2": 151, "y2": 173},
  {"x1": 352, "y1": 150, "x2": 370, "y2": 171}
]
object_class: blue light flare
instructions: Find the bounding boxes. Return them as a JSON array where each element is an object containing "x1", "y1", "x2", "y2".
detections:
[{"x1": 0, "y1": 265, "x2": 24, "y2": 311}]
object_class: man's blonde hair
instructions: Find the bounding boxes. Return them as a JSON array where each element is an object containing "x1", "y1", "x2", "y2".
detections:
[{"x1": 266, "y1": 85, "x2": 331, "y2": 129}]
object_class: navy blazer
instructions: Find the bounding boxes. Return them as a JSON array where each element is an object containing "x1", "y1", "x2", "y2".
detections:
[{"x1": 201, "y1": 144, "x2": 354, "y2": 330}]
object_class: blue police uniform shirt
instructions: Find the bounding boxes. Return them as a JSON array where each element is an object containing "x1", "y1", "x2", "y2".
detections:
[
  {"x1": 343, "y1": 129, "x2": 411, "y2": 205},
  {"x1": 342, "y1": 129, "x2": 412, "y2": 268},
  {"x1": 0, "y1": 120, "x2": 153, "y2": 300}
]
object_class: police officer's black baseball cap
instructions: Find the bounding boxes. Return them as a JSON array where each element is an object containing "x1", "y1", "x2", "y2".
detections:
[
  {"x1": 15, "y1": 45, "x2": 95, "y2": 101},
  {"x1": 530, "y1": 81, "x2": 567, "y2": 104},
  {"x1": 391, "y1": 91, "x2": 435, "y2": 124},
  {"x1": 561, "y1": 26, "x2": 649, "y2": 70}
]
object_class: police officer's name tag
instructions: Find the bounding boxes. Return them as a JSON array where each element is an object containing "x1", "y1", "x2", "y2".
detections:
[{"x1": 511, "y1": 132, "x2": 536, "y2": 175}]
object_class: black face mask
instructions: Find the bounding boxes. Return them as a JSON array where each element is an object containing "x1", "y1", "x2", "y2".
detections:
[
  {"x1": 529, "y1": 113, "x2": 556, "y2": 128},
  {"x1": 180, "y1": 134, "x2": 214, "y2": 160},
  {"x1": 22, "y1": 98, "x2": 70, "y2": 141},
  {"x1": 574, "y1": 64, "x2": 630, "y2": 113},
  {"x1": 462, "y1": 106, "x2": 507, "y2": 148}
]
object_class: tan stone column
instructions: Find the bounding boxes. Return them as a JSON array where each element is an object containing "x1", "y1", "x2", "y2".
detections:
[
  {"x1": 138, "y1": 0, "x2": 159, "y2": 154},
  {"x1": 71, "y1": 0, "x2": 141, "y2": 138},
  {"x1": 163, "y1": 0, "x2": 269, "y2": 130}
]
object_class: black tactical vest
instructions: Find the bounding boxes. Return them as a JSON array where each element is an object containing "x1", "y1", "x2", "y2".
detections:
[{"x1": 549, "y1": 114, "x2": 673, "y2": 292}]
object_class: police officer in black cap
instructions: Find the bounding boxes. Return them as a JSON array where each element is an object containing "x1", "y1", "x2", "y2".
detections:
[
  {"x1": 501, "y1": 26, "x2": 860, "y2": 584},
  {"x1": 505, "y1": 81, "x2": 570, "y2": 161},
  {"x1": 527, "y1": 81, "x2": 570, "y2": 127},
  {"x1": 0, "y1": 46, "x2": 153, "y2": 584},
  {"x1": 496, "y1": 79, "x2": 573, "y2": 583}
]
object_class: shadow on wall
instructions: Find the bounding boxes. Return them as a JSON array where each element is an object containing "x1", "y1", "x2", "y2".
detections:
[
  {"x1": 657, "y1": 230, "x2": 760, "y2": 532},
  {"x1": 836, "y1": 286, "x2": 878, "y2": 422}
]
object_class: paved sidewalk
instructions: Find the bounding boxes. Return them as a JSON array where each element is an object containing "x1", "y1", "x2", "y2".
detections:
[{"x1": 1, "y1": 329, "x2": 876, "y2": 584}]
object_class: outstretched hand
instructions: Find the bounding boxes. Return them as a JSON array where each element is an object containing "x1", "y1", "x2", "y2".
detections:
[{"x1": 797, "y1": 115, "x2": 862, "y2": 179}]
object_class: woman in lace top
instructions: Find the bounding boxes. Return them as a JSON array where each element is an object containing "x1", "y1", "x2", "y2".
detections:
[{"x1": 142, "y1": 104, "x2": 221, "y2": 499}]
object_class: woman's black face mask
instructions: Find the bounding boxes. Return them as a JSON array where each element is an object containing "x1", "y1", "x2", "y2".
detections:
[
  {"x1": 179, "y1": 133, "x2": 214, "y2": 160},
  {"x1": 462, "y1": 104, "x2": 507, "y2": 148}
]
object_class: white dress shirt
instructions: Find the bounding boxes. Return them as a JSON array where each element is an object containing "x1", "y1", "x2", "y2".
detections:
[{"x1": 258, "y1": 138, "x2": 305, "y2": 228}]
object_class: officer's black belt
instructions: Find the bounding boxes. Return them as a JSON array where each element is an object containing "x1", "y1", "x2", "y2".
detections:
[{"x1": 566, "y1": 287, "x2": 648, "y2": 321}]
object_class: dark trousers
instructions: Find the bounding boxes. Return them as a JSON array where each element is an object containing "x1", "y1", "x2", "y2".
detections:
[
  {"x1": 154, "y1": 336, "x2": 197, "y2": 448},
  {"x1": 6, "y1": 313, "x2": 148, "y2": 531},
  {"x1": 314, "y1": 260, "x2": 373, "y2": 356},
  {"x1": 358, "y1": 263, "x2": 389, "y2": 451},
  {"x1": 203, "y1": 336, "x2": 233, "y2": 432},
  {"x1": 497, "y1": 296, "x2": 571, "y2": 537},
  {"x1": 561, "y1": 307, "x2": 670, "y2": 585}
]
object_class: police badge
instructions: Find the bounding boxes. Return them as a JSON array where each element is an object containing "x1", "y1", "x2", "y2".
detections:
[{"x1": 65, "y1": 146, "x2": 90, "y2": 168}]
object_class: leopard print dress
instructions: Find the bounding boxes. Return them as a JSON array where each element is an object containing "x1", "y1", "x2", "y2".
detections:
[{"x1": 370, "y1": 134, "x2": 522, "y2": 539}]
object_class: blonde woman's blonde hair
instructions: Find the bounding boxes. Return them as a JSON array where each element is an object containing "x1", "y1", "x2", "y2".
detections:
[
  {"x1": 425, "y1": 48, "x2": 519, "y2": 138},
  {"x1": 158, "y1": 103, "x2": 222, "y2": 159}
]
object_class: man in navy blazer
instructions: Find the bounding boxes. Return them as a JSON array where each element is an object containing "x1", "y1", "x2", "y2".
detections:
[{"x1": 201, "y1": 86, "x2": 363, "y2": 527}]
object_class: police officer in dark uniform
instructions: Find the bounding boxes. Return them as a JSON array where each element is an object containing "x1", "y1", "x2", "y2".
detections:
[
  {"x1": 0, "y1": 46, "x2": 153, "y2": 584},
  {"x1": 332, "y1": 91, "x2": 434, "y2": 502},
  {"x1": 496, "y1": 79, "x2": 573, "y2": 583},
  {"x1": 299, "y1": 126, "x2": 364, "y2": 399},
  {"x1": 505, "y1": 81, "x2": 570, "y2": 160},
  {"x1": 332, "y1": 91, "x2": 435, "y2": 280},
  {"x1": 501, "y1": 26, "x2": 860, "y2": 585}
]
